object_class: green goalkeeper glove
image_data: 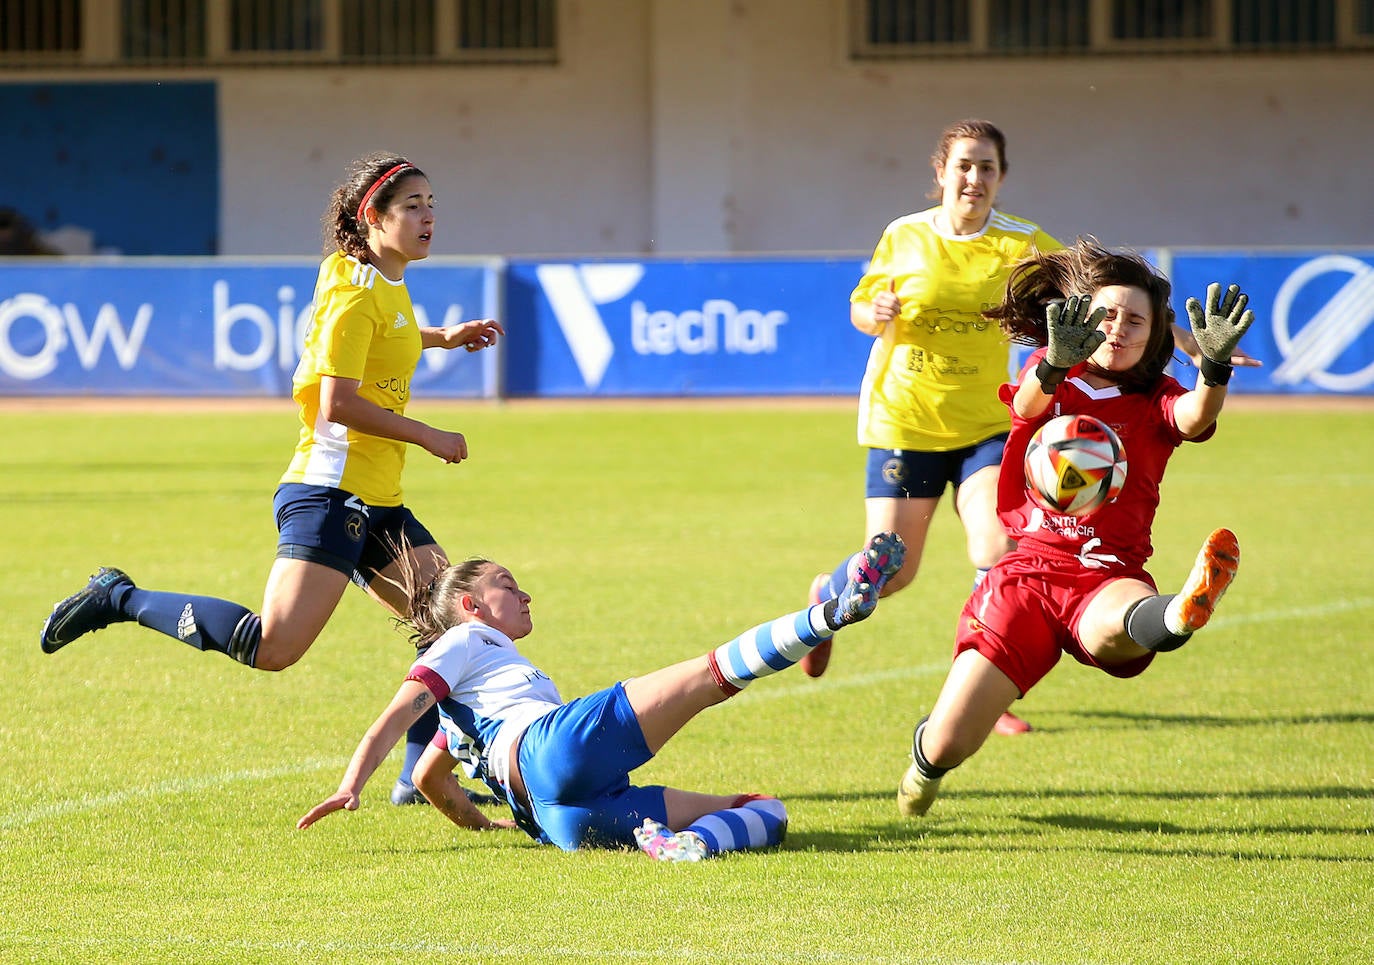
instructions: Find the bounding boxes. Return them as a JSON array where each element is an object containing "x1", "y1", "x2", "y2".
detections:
[
  {"x1": 1185, "y1": 283, "x2": 1255, "y2": 386},
  {"x1": 1036, "y1": 295, "x2": 1107, "y2": 392}
]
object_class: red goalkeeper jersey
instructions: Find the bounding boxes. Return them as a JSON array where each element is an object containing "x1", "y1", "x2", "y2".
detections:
[{"x1": 996, "y1": 348, "x2": 1216, "y2": 572}]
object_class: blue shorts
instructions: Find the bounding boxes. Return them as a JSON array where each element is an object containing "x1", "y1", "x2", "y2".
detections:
[
  {"x1": 516, "y1": 682, "x2": 667, "y2": 851},
  {"x1": 864, "y1": 434, "x2": 1007, "y2": 500},
  {"x1": 272, "y1": 483, "x2": 436, "y2": 585}
]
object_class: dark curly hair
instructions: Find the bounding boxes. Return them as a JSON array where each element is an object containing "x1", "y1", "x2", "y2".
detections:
[
  {"x1": 984, "y1": 237, "x2": 1176, "y2": 392},
  {"x1": 320, "y1": 152, "x2": 427, "y2": 262}
]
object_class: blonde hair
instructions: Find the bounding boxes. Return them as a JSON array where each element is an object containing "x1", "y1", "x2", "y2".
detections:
[{"x1": 407, "y1": 558, "x2": 496, "y2": 648}]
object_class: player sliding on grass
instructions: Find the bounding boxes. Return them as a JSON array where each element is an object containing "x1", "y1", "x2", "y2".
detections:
[
  {"x1": 898, "y1": 239, "x2": 1253, "y2": 818},
  {"x1": 39, "y1": 151, "x2": 503, "y2": 806},
  {"x1": 298, "y1": 533, "x2": 906, "y2": 861}
]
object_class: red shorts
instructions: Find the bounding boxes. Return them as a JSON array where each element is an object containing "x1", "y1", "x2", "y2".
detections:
[{"x1": 955, "y1": 544, "x2": 1157, "y2": 695}]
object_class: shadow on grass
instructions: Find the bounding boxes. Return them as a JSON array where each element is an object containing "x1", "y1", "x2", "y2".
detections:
[
  {"x1": 782, "y1": 785, "x2": 1374, "y2": 861},
  {"x1": 786, "y1": 784, "x2": 1374, "y2": 805},
  {"x1": 1055, "y1": 709, "x2": 1374, "y2": 728}
]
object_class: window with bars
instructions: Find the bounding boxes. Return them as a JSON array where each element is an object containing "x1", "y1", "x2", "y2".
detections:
[
  {"x1": 230, "y1": 0, "x2": 322, "y2": 53},
  {"x1": 0, "y1": 0, "x2": 556, "y2": 67},
  {"x1": 856, "y1": 0, "x2": 1374, "y2": 54},
  {"x1": 0, "y1": 0, "x2": 80, "y2": 52}
]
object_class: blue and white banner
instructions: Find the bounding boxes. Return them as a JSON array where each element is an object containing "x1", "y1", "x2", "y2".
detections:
[
  {"x1": 504, "y1": 258, "x2": 873, "y2": 396},
  {"x1": 0, "y1": 258, "x2": 502, "y2": 397},
  {"x1": 5, "y1": 251, "x2": 1372, "y2": 398},
  {"x1": 1166, "y1": 250, "x2": 1374, "y2": 395}
]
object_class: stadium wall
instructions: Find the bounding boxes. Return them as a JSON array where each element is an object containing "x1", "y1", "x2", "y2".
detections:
[{"x1": 1, "y1": 0, "x2": 1372, "y2": 260}]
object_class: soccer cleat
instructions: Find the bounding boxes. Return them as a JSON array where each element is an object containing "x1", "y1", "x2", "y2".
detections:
[
  {"x1": 799, "y1": 573, "x2": 833, "y2": 677},
  {"x1": 389, "y1": 781, "x2": 429, "y2": 806},
  {"x1": 993, "y1": 711, "x2": 1032, "y2": 735},
  {"x1": 833, "y1": 532, "x2": 906, "y2": 627},
  {"x1": 897, "y1": 759, "x2": 943, "y2": 817},
  {"x1": 40, "y1": 567, "x2": 134, "y2": 654},
  {"x1": 1173, "y1": 527, "x2": 1240, "y2": 633},
  {"x1": 634, "y1": 819, "x2": 708, "y2": 862}
]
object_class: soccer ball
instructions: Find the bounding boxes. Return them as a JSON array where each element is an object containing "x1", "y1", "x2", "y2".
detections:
[{"x1": 1023, "y1": 414, "x2": 1127, "y2": 517}]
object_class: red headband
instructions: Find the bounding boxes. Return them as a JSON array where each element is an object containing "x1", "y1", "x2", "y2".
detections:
[{"x1": 355, "y1": 162, "x2": 415, "y2": 222}]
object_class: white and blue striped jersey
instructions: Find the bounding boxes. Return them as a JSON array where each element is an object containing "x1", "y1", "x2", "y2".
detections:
[{"x1": 405, "y1": 620, "x2": 562, "y2": 789}]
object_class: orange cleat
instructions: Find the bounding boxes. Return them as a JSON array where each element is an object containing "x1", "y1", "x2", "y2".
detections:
[{"x1": 1173, "y1": 527, "x2": 1240, "y2": 633}]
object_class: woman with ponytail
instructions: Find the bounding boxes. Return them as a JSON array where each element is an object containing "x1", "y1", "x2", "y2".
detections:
[{"x1": 41, "y1": 152, "x2": 503, "y2": 801}]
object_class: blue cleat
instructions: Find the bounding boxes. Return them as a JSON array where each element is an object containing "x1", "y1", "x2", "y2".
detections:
[
  {"x1": 40, "y1": 567, "x2": 134, "y2": 654},
  {"x1": 834, "y1": 532, "x2": 905, "y2": 626}
]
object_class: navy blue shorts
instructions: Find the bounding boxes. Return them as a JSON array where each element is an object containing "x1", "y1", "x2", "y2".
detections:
[
  {"x1": 864, "y1": 434, "x2": 1008, "y2": 500},
  {"x1": 272, "y1": 483, "x2": 437, "y2": 585},
  {"x1": 516, "y1": 682, "x2": 668, "y2": 851}
]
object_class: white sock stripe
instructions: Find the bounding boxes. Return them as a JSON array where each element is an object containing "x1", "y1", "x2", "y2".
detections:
[
  {"x1": 715, "y1": 612, "x2": 819, "y2": 687},
  {"x1": 742, "y1": 797, "x2": 787, "y2": 824},
  {"x1": 690, "y1": 807, "x2": 768, "y2": 852},
  {"x1": 807, "y1": 604, "x2": 833, "y2": 637},
  {"x1": 769, "y1": 613, "x2": 807, "y2": 663}
]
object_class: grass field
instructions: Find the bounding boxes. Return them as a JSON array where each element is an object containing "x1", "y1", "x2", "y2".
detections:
[{"x1": 2, "y1": 399, "x2": 1371, "y2": 964}]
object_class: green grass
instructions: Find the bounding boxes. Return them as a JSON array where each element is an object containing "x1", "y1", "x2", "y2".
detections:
[{"x1": 3, "y1": 399, "x2": 1371, "y2": 964}]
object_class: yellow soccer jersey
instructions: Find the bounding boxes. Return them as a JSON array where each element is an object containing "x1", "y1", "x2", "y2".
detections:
[
  {"x1": 853, "y1": 207, "x2": 1061, "y2": 451},
  {"x1": 281, "y1": 251, "x2": 423, "y2": 506}
]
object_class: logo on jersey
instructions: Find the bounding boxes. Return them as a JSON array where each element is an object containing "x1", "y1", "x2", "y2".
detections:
[
  {"x1": 1271, "y1": 254, "x2": 1374, "y2": 391},
  {"x1": 535, "y1": 263, "x2": 644, "y2": 390},
  {"x1": 393, "y1": 312, "x2": 409, "y2": 329}
]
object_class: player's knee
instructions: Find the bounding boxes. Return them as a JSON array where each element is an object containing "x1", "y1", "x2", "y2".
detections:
[
  {"x1": 968, "y1": 534, "x2": 1014, "y2": 571},
  {"x1": 250, "y1": 639, "x2": 305, "y2": 672},
  {"x1": 880, "y1": 561, "x2": 918, "y2": 597}
]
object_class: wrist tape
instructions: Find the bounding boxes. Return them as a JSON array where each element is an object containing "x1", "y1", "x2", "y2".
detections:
[
  {"x1": 1035, "y1": 357, "x2": 1070, "y2": 393},
  {"x1": 1200, "y1": 354, "x2": 1233, "y2": 387}
]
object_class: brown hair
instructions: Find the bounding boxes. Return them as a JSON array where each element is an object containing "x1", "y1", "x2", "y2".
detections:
[
  {"x1": 926, "y1": 119, "x2": 1008, "y2": 202},
  {"x1": 985, "y1": 237, "x2": 1176, "y2": 392},
  {"x1": 404, "y1": 558, "x2": 498, "y2": 648},
  {"x1": 320, "y1": 152, "x2": 427, "y2": 261}
]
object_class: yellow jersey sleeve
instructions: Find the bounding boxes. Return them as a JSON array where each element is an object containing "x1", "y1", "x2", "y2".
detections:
[
  {"x1": 853, "y1": 208, "x2": 1061, "y2": 451},
  {"x1": 280, "y1": 252, "x2": 423, "y2": 506}
]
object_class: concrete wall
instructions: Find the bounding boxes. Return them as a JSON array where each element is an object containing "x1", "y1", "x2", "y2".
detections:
[{"x1": 11, "y1": 0, "x2": 1374, "y2": 257}]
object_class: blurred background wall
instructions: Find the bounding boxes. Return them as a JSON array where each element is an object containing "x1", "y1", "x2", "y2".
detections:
[{"x1": 2, "y1": 0, "x2": 1371, "y2": 258}]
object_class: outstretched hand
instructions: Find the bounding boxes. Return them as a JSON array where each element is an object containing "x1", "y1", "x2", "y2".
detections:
[
  {"x1": 297, "y1": 790, "x2": 359, "y2": 830},
  {"x1": 1185, "y1": 283, "x2": 1255, "y2": 364},
  {"x1": 432, "y1": 318, "x2": 505, "y2": 353},
  {"x1": 1045, "y1": 295, "x2": 1107, "y2": 368}
]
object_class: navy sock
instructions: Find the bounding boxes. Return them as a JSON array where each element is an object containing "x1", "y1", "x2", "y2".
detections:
[
  {"x1": 399, "y1": 704, "x2": 440, "y2": 785},
  {"x1": 116, "y1": 586, "x2": 261, "y2": 666}
]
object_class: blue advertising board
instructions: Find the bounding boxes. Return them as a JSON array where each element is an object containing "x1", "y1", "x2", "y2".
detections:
[
  {"x1": 4, "y1": 250, "x2": 1372, "y2": 398},
  {"x1": 1165, "y1": 250, "x2": 1374, "y2": 395},
  {"x1": 0, "y1": 258, "x2": 502, "y2": 397},
  {"x1": 503, "y1": 258, "x2": 874, "y2": 396}
]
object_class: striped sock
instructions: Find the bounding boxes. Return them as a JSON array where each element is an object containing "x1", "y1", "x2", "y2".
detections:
[
  {"x1": 707, "y1": 607, "x2": 834, "y2": 694},
  {"x1": 685, "y1": 795, "x2": 788, "y2": 856},
  {"x1": 821, "y1": 552, "x2": 863, "y2": 601}
]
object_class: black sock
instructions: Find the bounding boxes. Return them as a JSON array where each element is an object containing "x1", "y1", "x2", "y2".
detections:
[
  {"x1": 1124, "y1": 595, "x2": 1191, "y2": 653},
  {"x1": 912, "y1": 718, "x2": 952, "y2": 779}
]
